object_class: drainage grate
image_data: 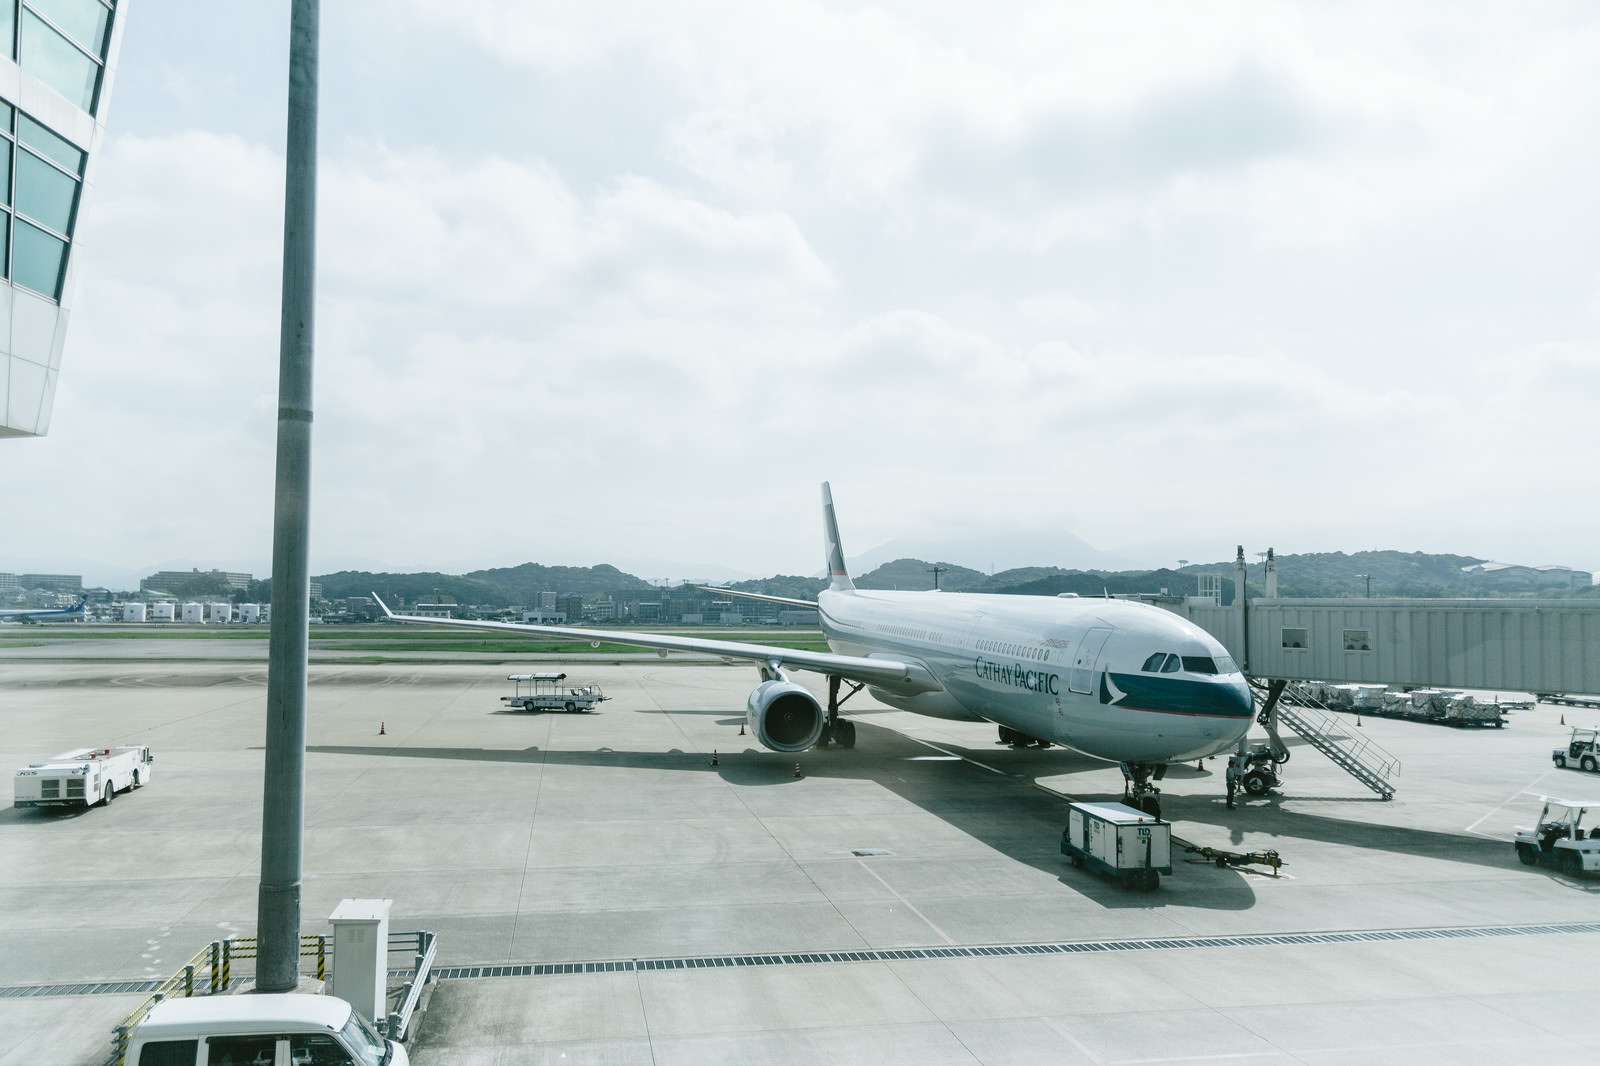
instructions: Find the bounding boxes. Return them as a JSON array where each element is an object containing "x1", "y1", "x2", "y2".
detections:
[
  {"x1": 0, "y1": 979, "x2": 162, "y2": 999},
  {"x1": 9, "y1": 923, "x2": 1598, "y2": 999},
  {"x1": 429, "y1": 922, "x2": 1600, "y2": 981}
]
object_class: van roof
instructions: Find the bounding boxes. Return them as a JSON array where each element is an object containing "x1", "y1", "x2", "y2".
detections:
[{"x1": 135, "y1": 993, "x2": 352, "y2": 1037}]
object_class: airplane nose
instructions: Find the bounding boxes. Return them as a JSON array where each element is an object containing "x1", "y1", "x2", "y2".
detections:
[{"x1": 1227, "y1": 678, "x2": 1255, "y2": 720}]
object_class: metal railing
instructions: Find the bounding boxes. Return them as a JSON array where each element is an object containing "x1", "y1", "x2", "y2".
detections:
[
  {"x1": 385, "y1": 930, "x2": 437, "y2": 1040},
  {"x1": 109, "y1": 935, "x2": 327, "y2": 1066}
]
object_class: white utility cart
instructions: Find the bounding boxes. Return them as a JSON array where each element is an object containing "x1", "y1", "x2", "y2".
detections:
[
  {"x1": 501, "y1": 673, "x2": 608, "y2": 713},
  {"x1": 1513, "y1": 797, "x2": 1600, "y2": 877},
  {"x1": 1060, "y1": 799, "x2": 1172, "y2": 891}
]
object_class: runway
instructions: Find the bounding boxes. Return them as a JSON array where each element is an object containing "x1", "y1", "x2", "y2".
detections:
[{"x1": 1, "y1": 641, "x2": 1595, "y2": 1064}]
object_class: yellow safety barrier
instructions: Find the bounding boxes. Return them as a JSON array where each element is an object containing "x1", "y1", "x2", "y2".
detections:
[{"x1": 110, "y1": 935, "x2": 328, "y2": 1066}]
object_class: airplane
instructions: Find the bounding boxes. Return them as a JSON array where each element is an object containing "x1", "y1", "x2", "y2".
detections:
[
  {"x1": 0, "y1": 593, "x2": 88, "y2": 623},
  {"x1": 375, "y1": 483, "x2": 1254, "y2": 816}
]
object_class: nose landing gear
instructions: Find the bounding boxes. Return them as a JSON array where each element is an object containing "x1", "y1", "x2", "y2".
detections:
[{"x1": 1120, "y1": 762, "x2": 1166, "y2": 819}]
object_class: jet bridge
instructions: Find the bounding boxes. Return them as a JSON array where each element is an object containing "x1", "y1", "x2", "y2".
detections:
[{"x1": 1179, "y1": 551, "x2": 1600, "y2": 695}]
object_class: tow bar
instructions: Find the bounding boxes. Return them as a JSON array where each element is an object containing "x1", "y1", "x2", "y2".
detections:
[{"x1": 1172, "y1": 835, "x2": 1284, "y2": 876}]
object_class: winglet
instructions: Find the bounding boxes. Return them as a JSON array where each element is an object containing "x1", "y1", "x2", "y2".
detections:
[
  {"x1": 372, "y1": 592, "x2": 397, "y2": 620},
  {"x1": 821, "y1": 482, "x2": 854, "y2": 591}
]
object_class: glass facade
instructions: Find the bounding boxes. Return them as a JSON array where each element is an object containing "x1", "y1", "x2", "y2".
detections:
[
  {"x1": 0, "y1": 102, "x2": 85, "y2": 299},
  {"x1": 0, "y1": 0, "x2": 117, "y2": 437},
  {"x1": 6, "y1": 1, "x2": 115, "y2": 113}
]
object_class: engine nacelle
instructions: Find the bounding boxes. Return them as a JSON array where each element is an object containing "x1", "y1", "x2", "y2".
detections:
[{"x1": 746, "y1": 680, "x2": 825, "y2": 752}]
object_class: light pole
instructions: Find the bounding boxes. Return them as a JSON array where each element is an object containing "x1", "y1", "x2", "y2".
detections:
[
  {"x1": 928, "y1": 565, "x2": 948, "y2": 590},
  {"x1": 1356, "y1": 573, "x2": 1371, "y2": 598},
  {"x1": 257, "y1": 0, "x2": 320, "y2": 994}
]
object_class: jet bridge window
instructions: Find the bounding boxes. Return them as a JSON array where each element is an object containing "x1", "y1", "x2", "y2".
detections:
[
  {"x1": 1282, "y1": 627, "x2": 1308, "y2": 650},
  {"x1": 1343, "y1": 629, "x2": 1371, "y2": 652}
]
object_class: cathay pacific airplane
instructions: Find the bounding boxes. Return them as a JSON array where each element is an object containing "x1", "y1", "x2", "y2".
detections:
[
  {"x1": 376, "y1": 483, "x2": 1253, "y2": 815},
  {"x1": 0, "y1": 594, "x2": 87, "y2": 623}
]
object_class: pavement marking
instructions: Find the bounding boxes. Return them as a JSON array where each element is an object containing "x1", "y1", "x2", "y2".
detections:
[{"x1": 1464, "y1": 769, "x2": 1554, "y2": 836}]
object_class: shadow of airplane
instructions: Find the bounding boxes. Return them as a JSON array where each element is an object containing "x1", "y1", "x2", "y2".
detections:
[{"x1": 303, "y1": 715, "x2": 1265, "y2": 912}]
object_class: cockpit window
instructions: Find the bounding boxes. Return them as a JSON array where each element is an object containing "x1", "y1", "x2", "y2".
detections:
[
  {"x1": 1160, "y1": 654, "x2": 1181, "y2": 673},
  {"x1": 1214, "y1": 654, "x2": 1238, "y2": 674},
  {"x1": 1141, "y1": 653, "x2": 1165, "y2": 672},
  {"x1": 1181, "y1": 656, "x2": 1218, "y2": 674}
]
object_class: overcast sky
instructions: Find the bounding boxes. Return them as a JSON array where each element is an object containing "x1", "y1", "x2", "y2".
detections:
[{"x1": 4, "y1": 1, "x2": 1598, "y2": 586}]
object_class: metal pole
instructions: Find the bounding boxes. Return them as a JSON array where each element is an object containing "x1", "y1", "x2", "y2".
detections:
[{"x1": 257, "y1": 0, "x2": 320, "y2": 994}]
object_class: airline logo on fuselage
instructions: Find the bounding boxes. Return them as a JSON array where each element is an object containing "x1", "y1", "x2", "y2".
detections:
[{"x1": 974, "y1": 656, "x2": 1060, "y2": 695}]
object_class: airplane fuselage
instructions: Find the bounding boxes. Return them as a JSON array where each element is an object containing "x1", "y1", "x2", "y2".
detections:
[{"x1": 817, "y1": 588, "x2": 1254, "y2": 765}]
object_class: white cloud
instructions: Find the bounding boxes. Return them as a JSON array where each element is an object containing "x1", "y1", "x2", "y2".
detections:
[{"x1": 6, "y1": 2, "x2": 1600, "y2": 581}]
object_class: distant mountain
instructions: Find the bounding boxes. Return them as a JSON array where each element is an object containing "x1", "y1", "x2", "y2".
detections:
[{"x1": 849, "y1": 530, "x2": 1137, "y2": 575}]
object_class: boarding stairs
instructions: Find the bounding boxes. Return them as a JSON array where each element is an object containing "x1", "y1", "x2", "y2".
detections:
[{"x1": 1261, "y1": 681, "x2": 1400, "y2": 799}]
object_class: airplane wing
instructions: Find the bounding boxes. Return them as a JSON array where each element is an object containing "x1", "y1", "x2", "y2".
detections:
[
  {"x1": 697, "y1": 586, "x2": 818, "y2": 609},
  {"x1": 373, "y1": 594, "x2": 939, "y2": 694}
]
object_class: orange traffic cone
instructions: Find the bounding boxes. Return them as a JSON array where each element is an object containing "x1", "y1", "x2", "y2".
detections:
[
  {"x1": 739, "y1": 722, "x2": 746, "y2": 735},
  {"x1": 379, "y1": 721, "x2": 386, "y2": 735},
  {"x1": 1355, "y1": 715, "x2": 1362, "y2": 727},
  {"x1": 711, "y1": 750, "x2": 719, "y2": 766},
  {"x1": 793, "y1": 762, "x2": 803, "y2": 779}
]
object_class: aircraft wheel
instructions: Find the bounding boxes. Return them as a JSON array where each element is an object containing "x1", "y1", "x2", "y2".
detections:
[
  {"x1": 1516, "y1": 843, "x2": 1538, "y2": 866},
  {"x1": 1243, "y1": 771, "x2": 1270, "y2": 796},
  {"x1": 838, "y1": 720, "x2": 856, "y2": 748},
  {"x1": 997, "y1": 726, "x2": 1015, "y2": 745}
]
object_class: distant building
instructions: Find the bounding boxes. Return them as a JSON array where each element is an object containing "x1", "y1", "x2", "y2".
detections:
[
  {"x1": 0, "y1": 573, "x2": 18, "y2": 591},
  {"x1": 20, "y1": 573, "x2": 81, "y2": 591},
  {"x1": 141, "y1": 569, "x2": 252, "y2": 593},
  {"x1": 0, "y1": 2, "x2": 130, "y2": 438},
  {"x1": 1460, "y1": 562, "x2": 1593, "y2": 590},
  {"x1": 408, "y1": 603, "x2": 454, "y2": 619}
]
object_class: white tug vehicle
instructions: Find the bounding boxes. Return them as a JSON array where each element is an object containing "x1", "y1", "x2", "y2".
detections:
[
  {"x1": 1513, "y1": 797, "x2": 1600, "y2": 876},
  {"x1": 13, "y1": 746, "x2": 153, "y2": 809},
  {"x1": 1552, "y1": 727, "x2": 1600, "y2": 773}
]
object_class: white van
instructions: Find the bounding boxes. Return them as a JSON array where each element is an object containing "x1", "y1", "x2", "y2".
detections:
[{"x1": 124, "y1": 993, "x2": 408, "y2": 1066}]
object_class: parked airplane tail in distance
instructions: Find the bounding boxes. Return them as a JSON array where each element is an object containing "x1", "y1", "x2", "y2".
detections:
[{"x1": 821, "y1": 481, "x2": 855, "y2": 591}]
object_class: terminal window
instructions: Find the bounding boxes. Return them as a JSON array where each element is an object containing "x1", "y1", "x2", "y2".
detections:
[
  {"x1": 0, "y1": 101, "x2": 85, "y2": 299},
  {"x1": 2, "y1": 0, "x2": 116, "y2": 113},
  {"x1": 1281, "y1": 627, "x2": 1308, "y2": 650},
  {"x1": 1343, "y1": 628, "x2": 1372, "y2": 652}
]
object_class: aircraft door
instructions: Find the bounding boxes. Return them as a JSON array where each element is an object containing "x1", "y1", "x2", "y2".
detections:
[{"x1": 1068, "y1": 627, "x2": 1113, "y2": 694}]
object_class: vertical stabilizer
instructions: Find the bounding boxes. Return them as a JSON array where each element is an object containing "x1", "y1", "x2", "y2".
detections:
[{"x1": 821, "y1": 482, "x2": 855, "y2": 590}]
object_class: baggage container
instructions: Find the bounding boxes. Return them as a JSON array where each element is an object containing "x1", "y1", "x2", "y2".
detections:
[{"x1": 1060, "y1": 800, "x2": 1171, "y2": 891}]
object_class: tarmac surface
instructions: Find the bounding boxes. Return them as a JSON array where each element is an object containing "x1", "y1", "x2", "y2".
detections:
[{"x1": 2, "y1": 634, "x2": 1598, "y2": 1064}]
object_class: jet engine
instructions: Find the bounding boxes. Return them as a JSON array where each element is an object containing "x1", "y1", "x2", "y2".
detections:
[{"x1": 746, "y1": 679, "x2": 825, "y2": 752}]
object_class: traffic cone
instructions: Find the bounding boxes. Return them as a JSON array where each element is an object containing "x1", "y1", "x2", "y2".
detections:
[
  {"x1": 793, "y1": 762, "x2": 803, "y2": 779},
  {"x1": 379, "y1": 721, "x2": 386, "y2": 735},
  {"x1": 1355, "y1": 715, "x2": 1362, "y2": 727},
  {"x1": 1561, "y1": 713, "x2": 1565, "y2": 725},
  {"x1": 711, "y1": 750, "x2": 719, "y2": 766},
  {"x1": 739, "y1": 722, "x2": 746, "y2": 736}
]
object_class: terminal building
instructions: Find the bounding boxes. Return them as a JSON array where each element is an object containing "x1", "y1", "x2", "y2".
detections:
[{"x1": 0, "y1": 1, "x2": 126, "y2": 438}]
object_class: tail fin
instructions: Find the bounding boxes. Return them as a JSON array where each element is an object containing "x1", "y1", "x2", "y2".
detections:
[{"x1": 821, "y1": 481, "x2": 855, "y2": 591}]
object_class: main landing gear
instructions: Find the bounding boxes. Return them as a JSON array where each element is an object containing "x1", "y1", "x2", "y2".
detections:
[
  {"x1": 815, "y1": 676, "x2": 863, "y2": 749},
  {"x1": 1120, "y1": 762, "x2": 1167, "y2": 819},
  {"x1": 997, "y1": 725, "x2": 1053, "y2": 748}
]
